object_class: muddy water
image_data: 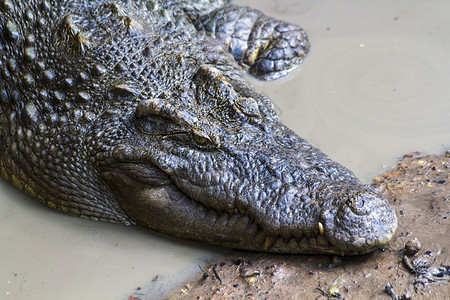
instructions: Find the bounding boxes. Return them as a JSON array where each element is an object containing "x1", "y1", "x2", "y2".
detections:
[{"x1": 1, "y1": 1, "x2": 449, "y2": 299}]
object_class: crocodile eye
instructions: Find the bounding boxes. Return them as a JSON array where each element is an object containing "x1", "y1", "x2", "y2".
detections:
[
  {"x1": 194, "y1": 134, "x2": 209, "y2": 145},
  {"x1": 191, "y1": 131, "x2": 214, "y2": 149}
]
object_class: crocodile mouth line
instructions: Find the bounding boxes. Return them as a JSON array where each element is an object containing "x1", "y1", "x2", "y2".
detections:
[
  {"x1": 102, "y1": 158, "x2": 363, "y2": 254},
  {"x1": 189, "y1": 197, "x2": 340, "y2": 254},
  {"x1": 173, "y1": 175, "x2": 344, "y2": 254}
]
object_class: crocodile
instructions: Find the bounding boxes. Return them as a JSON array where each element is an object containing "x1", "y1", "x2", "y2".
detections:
[{"x1": 0, "y1": 0, "x2": 397, "y2": 255}]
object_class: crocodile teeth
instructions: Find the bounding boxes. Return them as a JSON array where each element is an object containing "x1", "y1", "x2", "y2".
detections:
[{"x1": 318, "y1": 222, "x2": 324, "y2": 235}]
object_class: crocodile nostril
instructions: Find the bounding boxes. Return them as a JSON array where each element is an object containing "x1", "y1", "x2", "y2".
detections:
[
  {"x1": 354, "y1": 197, "x2": 365, "y2": 209},
  {"x1": 347, "y1": 195, "x2": 367, "y2": 215}
]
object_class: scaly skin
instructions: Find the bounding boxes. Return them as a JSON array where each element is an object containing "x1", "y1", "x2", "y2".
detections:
[{"x1": 0, "y1": 0, "x2": 397, "y2": 255}]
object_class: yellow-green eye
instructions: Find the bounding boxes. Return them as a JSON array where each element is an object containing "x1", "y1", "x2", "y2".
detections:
[
  {"x1": 194, "y1": 134, "x2": 209, "y2": 145},
  {"x1": 191, "y1": 131, "x2": 213, "y2": 149}
]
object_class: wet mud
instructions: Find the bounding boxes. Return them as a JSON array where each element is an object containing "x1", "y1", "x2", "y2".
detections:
[{"x1": 144, "y1": 152, "x2": 449, "y2": 299}]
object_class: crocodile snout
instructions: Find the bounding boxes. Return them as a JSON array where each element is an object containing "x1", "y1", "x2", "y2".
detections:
[{"x1": 320, "y1": 187, "x2": 397, "y2": 255}]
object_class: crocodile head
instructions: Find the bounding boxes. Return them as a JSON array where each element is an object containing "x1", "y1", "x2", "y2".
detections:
[
  {"x1": 98, "y1": 64, "x2": 397, "y2": 255},
  {"x1": 0, "y1": 1, "x2": 396, "y2": 255}
]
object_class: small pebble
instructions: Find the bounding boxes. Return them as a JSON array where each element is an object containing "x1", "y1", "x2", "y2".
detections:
[{"x1": 404, "y1": 238, "x2": 421, "y2": 256}]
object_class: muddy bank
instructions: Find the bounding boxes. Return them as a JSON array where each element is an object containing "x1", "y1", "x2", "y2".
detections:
[{"x1": 153, "y1": 152, "x2": 449, "y2": 299}]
